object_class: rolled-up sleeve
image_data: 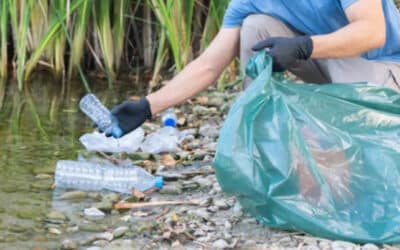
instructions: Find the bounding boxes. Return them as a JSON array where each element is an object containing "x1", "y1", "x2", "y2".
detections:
[
  {"x1": 340, "y1": 0, "x2": 359, "y2": 9},
  {"x1": 222, "y1": 0, "x2": 253, "y2": 28}
]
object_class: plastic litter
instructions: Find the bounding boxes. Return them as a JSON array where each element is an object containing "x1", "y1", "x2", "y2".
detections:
[
  {"x1": 55, "y1": 160, "x2": 163, "y2": 193},
  {"x1": 79, "y1": 128, "x2": 144, "y2": 153},
  {"x1": 213, "y1": 51, "x2": 400, "y2": 243},
  {"x1": 141, "y1": 108, "x2": 180, "y2": 154},
  {"x1": 79, "y1": 94, "x2": 122, "y2": 138}
]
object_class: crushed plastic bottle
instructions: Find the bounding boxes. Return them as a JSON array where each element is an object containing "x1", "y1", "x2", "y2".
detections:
[
  {"x1": 79, "y1": 94, "x2": 122, "y2": 138},
  {"x1": 140, "y1": 108, "x2": 179, "y2": 154},
  {"x1": 79, "y1": 127, "x2": 144, "y2": 153},
  {"x1": 54, "y1": 160, "x2": 163, "y2": 193}
]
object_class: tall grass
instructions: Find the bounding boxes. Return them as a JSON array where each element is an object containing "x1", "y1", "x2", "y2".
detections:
[{"x1": 3, "y1": 0, "x2": 232, "y2": 89}]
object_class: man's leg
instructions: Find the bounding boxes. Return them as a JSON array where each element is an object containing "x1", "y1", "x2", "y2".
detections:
[
  {"x1": 316, "y1": 57, "x2": 400, "y2": 91},
  {"x1": 240, "y1": 14, "x2": 328, "y2": 88}
]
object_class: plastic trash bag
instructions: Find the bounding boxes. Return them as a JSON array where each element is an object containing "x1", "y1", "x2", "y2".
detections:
[
  {"x1": 79, "y1": 127, "x2": 144, "y2": 153},
  {"x1": 213, "y1": 51, "x2": 400, "y2": 243}
]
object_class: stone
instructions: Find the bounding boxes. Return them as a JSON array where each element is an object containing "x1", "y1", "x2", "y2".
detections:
[
  {"x1": 93, "y1": 240, "x2": 109, "y2": 246},
  {"x1": 361, "y1": 244, "x2": 379, "y2": 250},
  {"x1": 188, "y1": 208, "x2": 210, "y2": 221},
  {"x1": 85, "y1": 247, "x2": 101, "y2": 250},
  {"x1": 193, "y1": 176, "x2": 213, "y2": 189},
  {"x1": 16, "y1": 209, "x2": 43, "y2": 220},
  {"x1": 59, "y1": 191, "x2": 88, "y2": 200},
  {"x1": 61, "y1": 239, "x2": 78, "y2": 250},
  {"x1": 33, "y1": 166, "x2": 55, "y2": 175},
  {"x1": 94, "y1": 201, "x2": 114, "y2": 212},
  {"x1": 48, "y1": 227, "x2": 62, "y2": 235},
  {"x1": 212, "y1": 239, "x2": 229, "y2": 249},
  {"x1": 102, "y1": 193, "x2": 120, "y2": 203},
  {"x1": 159, "y1": 182, "x2": 183, "y2": 195},
  {"x1": 46, "y1": 210, "x2": 67, "y2": 222},
  {"x1": 8, "y1": 224, "x2": 27, "y2": 233},
  {"x1": 128, "y1": 152, "x2": 152, "y2": 161},
  {"x1": 214, "y1": 199, "x2": 230, "y2": 210},
  {"x1": 79, "y1": 223, "x2": 107, "y2": 232},
  {"x1": 84, "y1": 207, "x2": 105, "y2": 220},
  {"x1": 331, "y1": 241, "x2": 357, "y2": 250},
  {"x1": 113, "y1": 226, "x2": 129, "y2": 238},
  {"x1": 0, "y1": 207, "x2": 4, "y2": 213},
  {"x1": 31, "y1": 180, "x2": 53, "y2": 190},
  {"x1": 35, "y1": 174, "x2": 53, "y2": 180},
  {"x1": 224, "y1": 221, "x2": 232, "y2": 230},
  {"x1": 199, "y1": 123, "x2": 220, "y2": 138},
  {"x1": 96, "y1": 232, "x2": 113, "y2": 241}
]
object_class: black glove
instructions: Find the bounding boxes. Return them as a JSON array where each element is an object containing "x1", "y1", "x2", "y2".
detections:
[
  {"x1": 252, "y1": 36, "x2": 313, "y2": 72},
  {"x1": 109, "y1": 97, "x2": 152, "y2": 137}
]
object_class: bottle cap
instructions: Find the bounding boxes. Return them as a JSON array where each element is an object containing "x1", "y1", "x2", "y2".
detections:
[
  {"x1": 112, "y1": 126, "x2": 123, "y2": 138},
  {"x1": 163, "y1": 118, "x2": 176, "y2": 127},
  {"x1": 154, "y1": 176, "x2": 164, "y2": 189}
]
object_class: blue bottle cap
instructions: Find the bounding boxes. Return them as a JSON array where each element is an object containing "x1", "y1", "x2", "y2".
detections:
[
  {"x1": 112, "y1": 126, "x2": 123, "y2": 138},
  {"x1": 163, "y1": 118, "x2": 176, "y2": 127},
  {"x1": 154, "y1": 176, "x2": 164, "y2": 189}
]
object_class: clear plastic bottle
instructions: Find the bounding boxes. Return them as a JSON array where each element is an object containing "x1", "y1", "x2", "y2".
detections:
[
  {"x1": 161, "y1": 108, "x2": 177, "y2": 127},
  {"x1": 140, "y1": 108, "x2": 179, "y2": 154},
  {"x1": 79, "y1": 94, "x2": 122, "y2": 138},
  {"x1": 54, "y1": 160, "x2": 163, "y2": 193}
]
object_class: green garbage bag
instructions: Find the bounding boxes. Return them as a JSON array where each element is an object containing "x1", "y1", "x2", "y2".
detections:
[{"x1": 213, "y1": 51, "x2": 400, "y2": 243}]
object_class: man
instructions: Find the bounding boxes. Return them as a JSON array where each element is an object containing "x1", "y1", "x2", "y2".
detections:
[{"x1": 109, "y1": 0, "x2": 400, "y2": 138}]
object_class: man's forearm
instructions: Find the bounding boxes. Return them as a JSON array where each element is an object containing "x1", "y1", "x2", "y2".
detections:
[
  {"x1": 311, "y1": 21, "x2": 385, "y2": 59},
  {"x1": 145, "y1": 28, "x2": 240, "y2": 115},
  {"x1": 146, "y1": 57, "x2": 222, "y2": 115}
]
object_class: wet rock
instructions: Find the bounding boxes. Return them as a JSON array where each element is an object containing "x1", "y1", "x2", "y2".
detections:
[
  {"x1": 319, "y1": 240, "x2": 331, "y2": 250},
  {"x1": 159, "y1": 182, "x2": 183, "y2": 195},
  {"x1": 128, "y1": 152, "x2": 152, "y2": 161},
  {"x1": 3, "y1": 234, "x2": 16, "y2": 242},
  {"x1": 59, "y1": 191, "x2": 88, "y2": 200},
  {"x1": 199, "y1": 124, "x2": 220, "y2": 138},
  {"x1": 35, "y1": 174, "x2": 53, "y2": 180},
  {"x1": 214, "y1": 199, "x2": 230, "y2": 210},
  {"x1": 0, "y1": 207, "x2": 4, "y2": 213},
  {"x1": 224, "y1": 221, "x2": 232, "y2": 230},
  {"x1": 32, "y1": 235, "x2": 48, "y2": 242},
  {"x1": 33, "y1": 166, "x2": 55, "y2": 175},
  {"x1": 84, "y1": 207, "x2": 105, "y2": 220},
  {"x1": 193, "y1": 176, "x2": 213, "y2": 189},
  {"x1": 194, "y1": 229, "x2": 206, "y2": 237},
  {"x1": 361, "y1": 244, "x2": 379, "y2": 250},
  {"x1": 66, "y1": 226, "x2": 79, "y2": 233},
  {"x1": 193, "y1": 105, "x2": 210, "y2": 116},
  {"x1": 93, "y1": 240, "x2": 109, "y2": 246},
  {"x1": 331, "y1": 241, "x2": 357, "y2": 250},
  {"x1": 31, "y1": 179, "x2": 53, "y2": 190},
  {"x1": 193, "y1": 150, "x2": 208, "y2": 160},
  {"x1": 31, "y1": 247, "x2": 48, "y2": 250},
  {"x1": 104, "y1": 239, "x2": 135, "y2": 249},
  {"x1": 113, "y1": 226, "x2": 129, "y2": 238},
  {"x1": 182, "y1": 180, "x2": 200, "y2": 191},
  {"x1": 188, "y1": 208, "x2": 210, "y2": 221},
  {"x1": 94, "y1": 201, "x2": 114, "y2": 212},
  {"x1": 46, "y1": 210, "x2": 67, "y2": 224},
  {"x1": 88, "y1": 192, "x2": 102, "y2": 200},
  {"x1": 8, "y1": 224, "x2": 27, "y2": 233},
  {"x1": 212, "y1": 239, "x2": 229, "y2": 249},
  {"x1": 207, "y1": 206, "x2": 218, "y2": 213},
  {"x1": 61, "y1": 239, "x2": 78, "y2": 250},
  {"x1": 79, "y1": 223, "x2": 107, "y2": 232},
  {"x1": 85, "y1": 247, "x2": 102, "y2": 250},
  {"x1": 96, "y1": 232, "x2": 113, "y2": 241},
  {"x1": 16, "y1": 209, "x2": 43, "y2": 220},
  {"x1": 48, "y1": 227, "x2": 62, "y2": 235},
  {"x1": 102, "y1": 193, "x2": 121, "y2": 203}
]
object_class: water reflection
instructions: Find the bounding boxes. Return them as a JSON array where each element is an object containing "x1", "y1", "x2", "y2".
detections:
[{"x1": 0, "y1": 76, "x2": 145, "y2": 248}]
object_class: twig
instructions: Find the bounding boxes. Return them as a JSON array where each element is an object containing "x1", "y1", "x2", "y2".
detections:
[
  {"x1": 181, "y1": 169, "x2": 215, "y2": 177},
  {"x1": 155, "y1": 207, "x2": 171, "y2": 221},
  {"x1": 114, "y1": 199, "x2": 200, "y2": 210},
  {"x1": 97, "y1": 151, "x2": 123, "y2": 165}
]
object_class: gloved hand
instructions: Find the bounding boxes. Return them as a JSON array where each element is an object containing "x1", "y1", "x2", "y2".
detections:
[
  {"x1": 252, "y1": 36, "x2": 313, "y2": 72},
  {"x1": 108, "y1": 97, "x2": 152, "y2": 137}
]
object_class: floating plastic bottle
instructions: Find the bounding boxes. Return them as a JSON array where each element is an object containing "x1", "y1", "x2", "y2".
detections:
[
  {"x1": 79, "y1": 94, "x2": 122, "y2": 138},
  {"x1": 140, "y1": 108, "x2": 179, "y2": 154},
  {"x1": 54, "y1": 160, "x2": 163, "y2": 193}
]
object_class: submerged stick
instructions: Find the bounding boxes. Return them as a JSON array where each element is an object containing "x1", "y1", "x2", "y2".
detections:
[{"x1": 114, "y1": 199, "x2": 200, "y2": 210}]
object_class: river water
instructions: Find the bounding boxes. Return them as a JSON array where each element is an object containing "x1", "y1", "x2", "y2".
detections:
[{"x1": 0, "y1": 76, "x2": 146, "y2": 249}]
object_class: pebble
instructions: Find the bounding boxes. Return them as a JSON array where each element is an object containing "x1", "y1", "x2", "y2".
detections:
[
  {"x1": 159, "y1": 182, "x2": 183, "y2": 195},
  {"x1": 214, "y1": 199, "x2": 230, "y2": 210},
  {"x1": 48, "y1": 227, "x2": 62, "y2": 235},
  {"x1": 193, "y1": 176, "x2": 213, "y2": 189},
  {"x1": 59, "y1": 191, "x2": 88, "y2": 200},
  {"x1": 361, "y1": 244, "x2": 379, "y2": 250},
  {"x1": 331, "y1": 241, "x2": 357, "y2": 250},
  {"x1": 199, "y1": 123, "x2": 220, "y2": 138},
  {"x1": 92, "y1": 240, "x2": 109, "y2": 246},
  {"x1": 46, "y1": 210, "x2": 67, "y2": 222},
  {"x1": 212, "y1": 239, "x2": 230, "y2": 249},
  {"x1": 188, "y1": 208, "x2": 210, "y2": 221},
  {"x1": 96, "y1": 232, "x2": 114, "y2": 241},
  {"x1": 94, "y1": 201, "x2": 114, "y2": 212},
  {"x1": 61, "y1": 239, "x2": 78, "y2": 250},
  {"x1": 113, "y1": 226, "x2": 129, "y2": 238},
  {"x1": 85, "y1": 247, "x2": 102, "y2": 250},
  {"x1": 224, "y1": 221, "x2": 232, "y2": 230},
  {"x1": 84, "y1": 207, "x2": 105, "y2": 220},
  {"x1": 35, "y1": 174, "x2": 53, "y2": 180}
]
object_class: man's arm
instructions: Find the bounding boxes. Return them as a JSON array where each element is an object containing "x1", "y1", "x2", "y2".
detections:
[
  {"x1": 311, "y1": 0, "x2": 386, "y2": 58},
  {"x1": 147, "y1": 28, "x2": 240, "y2": 115}
]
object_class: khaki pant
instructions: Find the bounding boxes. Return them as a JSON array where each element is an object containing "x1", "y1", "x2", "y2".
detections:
[{"x1": 240, "y1": 15, "x2": 400, "y2": 91}]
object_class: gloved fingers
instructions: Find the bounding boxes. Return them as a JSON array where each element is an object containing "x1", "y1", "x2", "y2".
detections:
[{"x1": 252, "y1": 38, "x2": 276, "y2": 51}]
